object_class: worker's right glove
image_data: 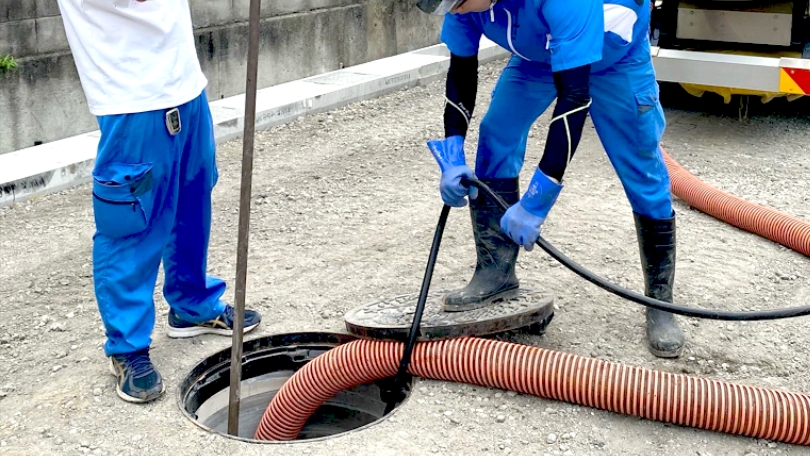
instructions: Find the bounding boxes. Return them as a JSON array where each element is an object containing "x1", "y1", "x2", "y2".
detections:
[
  {"x1": 500, "y1": 167, "x2": 563, "y2": 251},
  {"x1": 427, "y1": 136, "x2": 478, "y2": 207}
]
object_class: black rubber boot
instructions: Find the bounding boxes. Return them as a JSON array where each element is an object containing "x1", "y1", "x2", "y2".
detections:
[
  {"x1": 635, "y1": 212, "x2": 685, "y2": 358},
  {"x1": 442, "y1": 177, "x2": 521, "y2": 312}
]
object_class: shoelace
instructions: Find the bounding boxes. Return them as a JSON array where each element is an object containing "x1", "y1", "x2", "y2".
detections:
[{"x1": 123, "y1": 350, "x2": 155, "y2": 379}]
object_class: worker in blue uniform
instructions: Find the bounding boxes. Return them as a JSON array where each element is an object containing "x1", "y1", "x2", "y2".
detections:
[{"x1": 417, "y1": 0, "x2": 685, "y2": 358}]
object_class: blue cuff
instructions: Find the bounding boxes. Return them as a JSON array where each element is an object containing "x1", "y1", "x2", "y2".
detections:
[
  {"x1": 520, "y1": 168, "x2": 563, "y2": 218},
  {"x1": 427, "y1": 135, "x2": 466, "y2": 172}
]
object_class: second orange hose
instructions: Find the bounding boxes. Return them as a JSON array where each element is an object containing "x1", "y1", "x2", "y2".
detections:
[{"x1": 662, "y1": 148, "x2": 810, "y2": 257}]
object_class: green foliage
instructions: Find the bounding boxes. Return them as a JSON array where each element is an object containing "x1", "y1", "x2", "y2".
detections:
[{"x1": 0, "y1": 55, "x2": 18, "y2": 73}]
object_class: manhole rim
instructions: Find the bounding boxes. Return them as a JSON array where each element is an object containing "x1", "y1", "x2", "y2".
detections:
[{"x1": 176, "y1": 330, "x2": 417, "y2": 444}]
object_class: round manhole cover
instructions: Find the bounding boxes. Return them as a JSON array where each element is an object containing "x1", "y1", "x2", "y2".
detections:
[{"x1": 344, "y1": 286, "x2": 555, "y2": 341}]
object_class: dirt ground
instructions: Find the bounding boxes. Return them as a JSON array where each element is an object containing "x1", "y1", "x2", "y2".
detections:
[{"x1": 2, "y1": 58, "x2": 810, "y2": 456}]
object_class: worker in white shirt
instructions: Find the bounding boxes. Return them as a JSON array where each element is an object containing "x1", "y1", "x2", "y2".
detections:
[{"x1": 56, "y1": 0, "x2": 262, "y2": 403}]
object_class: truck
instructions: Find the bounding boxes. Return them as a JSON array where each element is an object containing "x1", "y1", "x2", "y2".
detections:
[{"x1": 650, "y1": 0, "x2": 810, "y2": 107}]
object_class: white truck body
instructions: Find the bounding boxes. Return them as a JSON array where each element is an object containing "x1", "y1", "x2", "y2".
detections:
[{"x1": 650, "y1": 0, "x2": 810, "y2": 97}]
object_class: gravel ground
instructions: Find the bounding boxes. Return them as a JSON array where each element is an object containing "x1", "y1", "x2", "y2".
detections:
[{"x1": 2, "y1": 58, "x2": 810, "y2": 456}]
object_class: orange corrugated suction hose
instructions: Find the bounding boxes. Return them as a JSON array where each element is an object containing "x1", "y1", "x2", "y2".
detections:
[
  {"x1": 255, "y1": 337, "x2": 810, "y2": 445},
  {"x1": 662, "y1": 148, "x2": 810, "y2": 257}
]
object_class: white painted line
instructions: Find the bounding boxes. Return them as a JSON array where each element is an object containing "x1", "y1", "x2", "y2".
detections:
[{"x1": 0, "y1": 38, "x2": 508, "y2": 207}]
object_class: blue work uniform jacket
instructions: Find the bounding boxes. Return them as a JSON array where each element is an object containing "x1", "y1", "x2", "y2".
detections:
[{"x1": 441, "y1": 0, "x2": 653, "y2": 73}]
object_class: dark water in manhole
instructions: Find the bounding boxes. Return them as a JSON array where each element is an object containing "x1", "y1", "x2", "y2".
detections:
[{"x1": 178, "y1": 332, "x2": 414, "y2": 442}]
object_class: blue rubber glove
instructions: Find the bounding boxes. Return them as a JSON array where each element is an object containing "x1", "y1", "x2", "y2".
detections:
[
  {"x1": 500, "y1": 168, "x2": 563, "y2": 251},
  {"x1": 427, "y1": 136, "x2": 478, "y2": 207}
]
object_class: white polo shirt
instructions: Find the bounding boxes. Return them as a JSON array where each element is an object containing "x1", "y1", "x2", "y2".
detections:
[{"x1": 56, "y1": 0, "x2": 208, "y2": 116}]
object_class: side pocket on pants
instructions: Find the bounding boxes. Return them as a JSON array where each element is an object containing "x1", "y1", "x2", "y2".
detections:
[
  {"x1": 92, "y1": 163, "x2": 155, "y2": 238},
  {"x1": 633, "y1": 82, "x2": 666, "y2": 156}
]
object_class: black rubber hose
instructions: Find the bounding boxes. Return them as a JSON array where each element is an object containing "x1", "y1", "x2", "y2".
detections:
[
  {"x1": 384, "y1": 204, "x2": 452, "y2": 413},
  {"x1": 462, "y1": 176, "x2": 810, "y2": 321}
]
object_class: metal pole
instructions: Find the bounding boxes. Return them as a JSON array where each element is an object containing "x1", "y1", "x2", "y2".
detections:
[{"x1": 228, "y1": 0, "x2": 262, "y2": 437}]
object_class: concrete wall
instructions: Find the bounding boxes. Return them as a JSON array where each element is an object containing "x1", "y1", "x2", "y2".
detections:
[{"x1": 0, "y1": 0, "x2": 443, "y2": 155}]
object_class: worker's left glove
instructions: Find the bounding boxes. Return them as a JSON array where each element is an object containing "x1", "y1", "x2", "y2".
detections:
[
  {"x1": 500, "y1": 168, "x2": 562, "y2": 251},
  {"x1": 427, "y1": 136, "x2": 479, "y2": 207}
]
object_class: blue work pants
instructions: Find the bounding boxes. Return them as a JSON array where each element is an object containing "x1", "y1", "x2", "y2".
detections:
[
  {"x1": 91, "y1": 90, "x2": 226, "y2": 356},
  {"x1": 475, "y1": 51, "x2": 672, "y2": 219}
]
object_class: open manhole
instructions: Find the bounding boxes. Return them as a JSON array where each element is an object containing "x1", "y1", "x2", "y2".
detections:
[{"x1": 178, "y1": 331, "x2": 414, "y2": 443}]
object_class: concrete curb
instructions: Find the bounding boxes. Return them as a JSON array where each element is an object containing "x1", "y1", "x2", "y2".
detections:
[{"x1": 0, "y1": 38, "x2": 508, "y2": 207}]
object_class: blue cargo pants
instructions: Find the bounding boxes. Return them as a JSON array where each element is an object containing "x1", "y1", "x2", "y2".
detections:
[
  {"x1": 91, "y1": 90, "x2": 226, "y2": 356},
  {"x1": 474, "y1": 49, "x2": 672, "y2": 220}
]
